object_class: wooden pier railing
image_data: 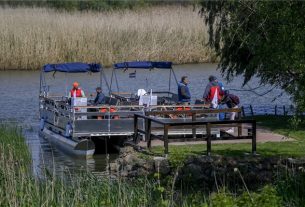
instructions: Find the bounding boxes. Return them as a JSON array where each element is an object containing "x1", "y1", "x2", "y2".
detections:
[{"x1": 134, "y1": 111, "x2": 256, "y2": 157}]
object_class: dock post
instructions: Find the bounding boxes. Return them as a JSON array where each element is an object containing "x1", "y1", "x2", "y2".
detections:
[
  {"x1": 275, "y1": 105, "x2": 277, "y2": 116},
  {"x1": 237, "y1": 109, "x2": 242, "y2": 137},
  {"x1": 252, "y1": 120, "x2": 257, "y2": 155},
  {"x1": 250, "y1": 105, "x2": 254, "y2": 117},
  {"x1": 206, "y1": 123, "x2": 211, "y2": 156},
  {"x1": 144, "y1": 117, "x2": 148, "y2": 142},
  {"x1": 241, "y1": 106, "x2": 246, "y2": 117},
  {"x1": 238, "y1": 124, "x2": 242, "y2": 137},
  {"x1": 145, "y1": 118, "x2": 149, "y2": 147},
  {"x1": 133, "y1": 114, "x2": 138, "y2": 143},
  {"x1": 164, "y1": 125, "x2": 169, "y2": 156},
  {"x1": 283, "y1": 105, "x2": 286, "y2": 116},
  {"x1": 147, "y1": 119, "x2": 152, "y2": 149},
  {"x1": 192, "y1": 113, "x2": 196, "y2": 138}
]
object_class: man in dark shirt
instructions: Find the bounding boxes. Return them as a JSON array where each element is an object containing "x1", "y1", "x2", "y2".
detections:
[
  {"x1": 178, "y1": 76, "x2": 191, "y2": 104},
  {"x1": 94, "y1": 87, "x2": 106, "y2": 105}
]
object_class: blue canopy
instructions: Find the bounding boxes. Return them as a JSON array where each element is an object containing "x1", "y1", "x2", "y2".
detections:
[
  {"x1": 113, "y1": 61, "x2": 172, "y2": 69},
  {"x1": 43, "y1": 62, "x2": 101, "y2": 73}
]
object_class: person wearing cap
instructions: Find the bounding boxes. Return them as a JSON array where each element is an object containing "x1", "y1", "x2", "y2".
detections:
[
  {"x1": 202, "y1": 75, "x2": 223, "y2": 109},
  {"x1": 94, "y1": 87, "x2": 106, "y2": 105},
  {"x1": 68, "y1": 82, "x2": 85, "y2": 98}
]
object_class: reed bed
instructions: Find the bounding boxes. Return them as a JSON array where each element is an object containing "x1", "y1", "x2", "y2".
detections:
[
  {"x1": 0, "y1": 125, "x2": 163, "y2": 206},
  {"x1": 0, "y1": 6, "x2": 214, "y2": 70}
]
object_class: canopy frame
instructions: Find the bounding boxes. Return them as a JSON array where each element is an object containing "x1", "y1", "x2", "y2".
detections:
[
  {"x1": 40, "y1": 62, "x2": 110, "y2": 97},
  {"x1": 109, "y1": 61, "x2": 178, "y2": 95}
]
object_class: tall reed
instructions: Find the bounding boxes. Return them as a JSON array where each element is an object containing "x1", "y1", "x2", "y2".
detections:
[
  {"x1": 0, "y1": 6, "x2": 214, "y2": 70},
  {"x1": 0, "y1": 125, "x2": 167, "y2": 206}
]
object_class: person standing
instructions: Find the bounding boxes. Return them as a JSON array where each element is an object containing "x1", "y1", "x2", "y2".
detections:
[
  {"x1": 178, "y1": 76, "x2": 191, "y2": 104},
  {"x1": 203, "y1": 76, "x2": 222, "y2": 108},
  {"x1": 69, "y1": 82, "x2": 85, "y2": 98},
  {"x1": 220, "y1": 90, "x2": 240, "y2": 133}
]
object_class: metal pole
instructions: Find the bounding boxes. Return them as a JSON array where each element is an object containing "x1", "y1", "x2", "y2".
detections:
[
  {"x1": 169, "y1": 69, "x2": 172, "y2": 92},
  {"x1": 114, "y1": 69, "x2": 120, "y2": 94},
  {"x1": 100, "y1": 68, "x2": 103, "y2": 89},
  {"x1": 101, "y1": 68, "x2": 111, "y2": 94},
  {"x1": 39, "y1": 69, "x2": 42, "y2": 95},
  {"x1": 109, "y1": 69, "x2": 114, "y2": 94},
  {"x1": 171, "y1": 67, "x2": 179, "y2": 85}
]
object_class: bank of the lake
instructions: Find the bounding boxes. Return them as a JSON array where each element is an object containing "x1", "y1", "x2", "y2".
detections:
[
  {"x1": 1, "y1": 115, "x2": 305, "y2": 206},
  {"x1": 0, "y1": 6, "x2": 215, "y2": 70}
]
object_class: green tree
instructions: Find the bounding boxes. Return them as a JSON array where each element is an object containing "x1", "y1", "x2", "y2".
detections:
[{"x1": 200, "y1": 1, "x2": 305, "y2": 110}]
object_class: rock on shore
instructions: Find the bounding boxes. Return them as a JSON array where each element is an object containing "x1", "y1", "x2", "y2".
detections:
[
  {"x1": 108, "y1": 147, "x2": 305, "y2": 189},
  {"x1": 108, "y1": 146, "x2": 170, "y2": 177}
]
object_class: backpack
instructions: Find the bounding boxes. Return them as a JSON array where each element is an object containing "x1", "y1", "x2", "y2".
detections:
[{"x1": 229, "y1": 94, "x2": 240, "y2": 105}]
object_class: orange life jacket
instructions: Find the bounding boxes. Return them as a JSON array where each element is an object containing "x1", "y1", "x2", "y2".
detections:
[
  {"x1": 176, "y1": 106, "x2": 191, "y2": 111},
  {"x1": 98, "y1": 107, "x2": 119, "y2": 119},
  {"x1": 70, "y1": 88, "x2": 83, "y2": 97}
]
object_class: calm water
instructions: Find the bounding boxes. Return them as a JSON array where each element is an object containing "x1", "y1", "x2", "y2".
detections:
[{"x1": 0, "y1": 63, "x2": 291, "y2": 175}]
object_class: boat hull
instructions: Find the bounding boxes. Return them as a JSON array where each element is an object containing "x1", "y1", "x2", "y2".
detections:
[{"x1": 39, "y1": 128, "x2": 95, "y2": 158}]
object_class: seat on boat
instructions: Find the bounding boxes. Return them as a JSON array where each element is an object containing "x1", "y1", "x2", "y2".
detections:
[{"x1": 104, "y1": 96, "x2": 119, "y2": 106}]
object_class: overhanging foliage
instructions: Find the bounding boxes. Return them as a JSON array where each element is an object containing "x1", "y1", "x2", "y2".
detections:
[{"x1": 200, "y1": 1, "x2": 305, "y2": 110}]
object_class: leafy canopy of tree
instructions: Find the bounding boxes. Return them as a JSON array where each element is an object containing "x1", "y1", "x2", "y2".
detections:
[{"x1": 200, "y1": 1, "x2": 305, "y2": 110}]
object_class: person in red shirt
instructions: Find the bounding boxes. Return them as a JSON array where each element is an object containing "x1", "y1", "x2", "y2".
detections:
[
  {"x1": 69, "y1": 82, "x2": 85, "y2": 98},
  {"x1": 202, "y1": 76, "x2": 223, "y2": 108}
]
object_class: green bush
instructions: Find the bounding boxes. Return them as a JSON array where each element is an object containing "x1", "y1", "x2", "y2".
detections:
[
  {"x1": 289, "y1": 115, "x2": 302, "y2": 130},
  {"x1": 208, "y1": 186, "x2": 282, "y2": 207},
  {"x1": 276, "y1": 169, "x2": 305, "y2": 207},
  {"x1": 209, "y1": 189, "x2": 236, "y2": 207}
]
